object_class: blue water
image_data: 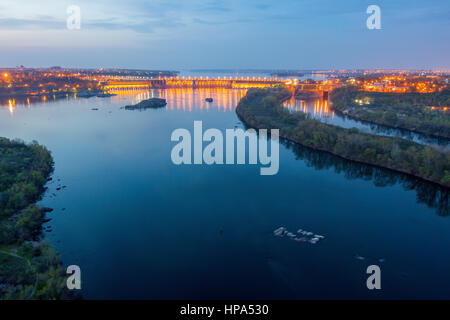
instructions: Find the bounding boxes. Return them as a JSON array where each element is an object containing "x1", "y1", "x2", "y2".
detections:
[
  {"x1": 0, "y1": 88, "x2": 449, "y2": 299},
  {"x1": 283, "y1": 98, "x2": 449, "y2": 147}
]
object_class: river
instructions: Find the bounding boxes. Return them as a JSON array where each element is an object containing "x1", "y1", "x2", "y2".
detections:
[
  {"x1": 0, "y1": 87, "x2": 449, "y2": 299},
  {"x1": 283, "y1": 96, "x2": 449, "y2": 147}
]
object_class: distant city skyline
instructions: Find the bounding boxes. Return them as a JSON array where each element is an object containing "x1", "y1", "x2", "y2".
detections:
[{"x1": 1, "y1": 0, "x2": 449, "y2": 70}]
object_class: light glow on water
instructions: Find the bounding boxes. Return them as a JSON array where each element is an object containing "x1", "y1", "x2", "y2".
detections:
[
  {"x1": 0, "y1": 88, "x2": 448, "y2": 299},
  {"x1": 109, "y1": 88, "x2": 247, "y2": 113}
]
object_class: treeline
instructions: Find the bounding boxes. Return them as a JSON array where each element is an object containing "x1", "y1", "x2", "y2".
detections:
[
  {"x1": 0, "y1": 137, "x2": 70, "y2": 299},
  {"x1": 236, "y1": 87, "x2": 450, "y2": 188},
  {"x1": 330, "y1": 86, "x2": 450, "y2": 139}
]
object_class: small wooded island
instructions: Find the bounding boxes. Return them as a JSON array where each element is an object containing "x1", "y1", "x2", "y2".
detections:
[
  {"x1": 0, "y1": 138, "x2": 70, "y2": 299},
  {"x1": 124, "y1": 98, "x2": 167, "y2": 110},
  {"x1": 330, "y1": 86, "x2": 450, "y2": 139},
  {"x1": 236, "y1": 87, "x2": 450, "y2": 188}
]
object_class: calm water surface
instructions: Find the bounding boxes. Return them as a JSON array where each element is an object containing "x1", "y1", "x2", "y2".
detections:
[
  {"x1": 284, "y1": 97, "x2": 449, "y2": 147},
  {"x1": 0, "y1": 88, "x2": 449, "y2": 299}
]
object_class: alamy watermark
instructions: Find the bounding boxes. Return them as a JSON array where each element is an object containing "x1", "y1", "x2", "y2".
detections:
[
  {"x1": 366, "y1": 265, "x2": 381, "y2": 290},
  {"x1": 67, "y1": 5, "x2": 81, "y2": 30},
  {"x1": 366, "y1": 5, "x2": 381, "y2": 30},
  {"x1": 66, "y1": 4, "x2": 379, "y2": 31},
  {"x1": 171, "y1": 121, "x2": 279, "y2": 175},
  {"x1": 66, "y1": 265, "x2": 81, "y2": 290}
]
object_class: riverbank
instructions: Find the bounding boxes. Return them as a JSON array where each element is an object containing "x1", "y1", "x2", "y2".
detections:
[
  {"x1": 236, "y1": 87, "x2": 450, "y2": 188},
  {"x1": 0, "y1": 138, "x2": 69, "y2": 299},
  {"x1": 0, "y1": 89, "x2": 116, "y2": 104},
  {"x1": 330, "y1": 87, "x2": 450, "y2": 139}
]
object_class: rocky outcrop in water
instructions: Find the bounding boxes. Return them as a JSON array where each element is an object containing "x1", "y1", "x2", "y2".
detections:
[{"x1": 124, "y1": 98, "x2": 167, "y2": 110}]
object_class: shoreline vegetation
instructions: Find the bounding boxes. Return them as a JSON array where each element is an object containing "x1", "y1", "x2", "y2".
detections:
[
  {"x1": 0, "y1": 89, "x2": 116, "y2": 100},
  {"x1": 123, "y1": 97, "x2": 167, "y2": 110},
  {"x1": 0, "y1": 90, "x2": 116, "y2": 108},
  {"x1": 0, "y1": 138, "x2": 69, "y2": 299},
  {"x1": 330, "y1": 86, "x2": 450, "y2": 139},
  {"x1": 236, "y1": 87, "x2": 450, "y2": 188}
]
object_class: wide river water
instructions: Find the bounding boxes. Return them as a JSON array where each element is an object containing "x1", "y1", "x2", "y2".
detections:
[{"x1": 0, "y1": 87, "x2": 449, "y2": 299}]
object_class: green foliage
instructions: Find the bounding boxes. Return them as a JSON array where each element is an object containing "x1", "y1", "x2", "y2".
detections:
[
  {"x1": 330, "y1": 86, "x2": 450, "y2": 138},
  {"x1": 236, "y1": 87, "x2": 450, "y2": 188},
  {"x1": 16, "y1": 205, "x2": 43, "y2": 242},
  {"x1": 0, "y1": 137, "x2": 68, "y2": 300},
  {"x1": 0, "y1": 138, "x2": 53, "y2": 218}
]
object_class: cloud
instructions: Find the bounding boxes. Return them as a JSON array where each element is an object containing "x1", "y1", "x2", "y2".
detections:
[
  {"x1": 198, "y1": 0, "x2": 232, "y2": 12},
  {"x1": 0, "y1": 0, "x2": 449, "y2": 69},
  {"x1": 193, "y1": 17, "x2": 253, "y2": 25},
  {"x1": 0, "y1": 16, "x2": 185, "y2": 34},
  {"x1": 0, "y1": 17, "x2": 62, "y2": 29}
]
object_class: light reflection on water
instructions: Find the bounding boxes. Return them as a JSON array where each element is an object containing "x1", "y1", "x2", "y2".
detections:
[
  {"x1": 116, "y1": 88, "x2": 248, "y2": 113},
  {"x1": 0, "y1": 88, "x2": 449, "y2": 299},
  {"x1": 284, "y1": 97, "x2": 449, "y2": 147},
  {"x1": 2, "y1": 88, "x2": 449, "y2": 148},
  {"x1": 284, "y1": 97, "x2": 334, "y2": 120},
  {"x1": 1, "y1": 88, "x2": 247, "y2": 115}
]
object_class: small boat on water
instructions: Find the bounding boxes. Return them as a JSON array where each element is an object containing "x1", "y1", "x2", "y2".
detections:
[
  {"x1": 273, "y1": 227, "x2": 286, "y2": 236},
  {"x1": 274, "y1": 226, "x2": 325, "y2": 245}
]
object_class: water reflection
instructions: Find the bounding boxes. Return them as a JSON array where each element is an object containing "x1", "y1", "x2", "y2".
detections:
[
  {"x1": 1, "y1": 93, "x2": 75, "y2": 115},
  {"x1": 284, "y1": 97, "x2": 449, "y2": 147},
  {"x1": 110, "y1": 88, "x2": 247, "y2": 112},
  {"x1": 282, "y1": 139, "x2": 449, "y2": 216},
  {"x1": 2, "y1": 88, "x2": 448, "y2": 216},
  {"x1": 8, "y1": 99, "x2": 15, "y2": 115},
  {"x1": 0, "y1": 88, "x2": 248, "y2": 116},
  {"x1": 284, "y1": 97, "x2": 334, "y2": 120}
]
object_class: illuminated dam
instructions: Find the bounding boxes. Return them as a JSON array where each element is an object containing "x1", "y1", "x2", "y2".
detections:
[{"x1": 103, "y1": 77, "x2": 340, "y2": 99}]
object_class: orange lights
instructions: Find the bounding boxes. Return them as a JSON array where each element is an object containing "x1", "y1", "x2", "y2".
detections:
[
  {"x1": 359, "y1": 75, "x2": 447, "y2": 94},
  {"x1": 284, "y1": 98, "x2": 331, "y2": 118},
  {"x1": 3, "y1": 73, "x2": 9, "y2": 78},
  {"x1": 104, "y1": 77, "x2": 284, "y2": 90},
  {"x1": 104, "y1": 87, "x2": 246, "y2": 113}
]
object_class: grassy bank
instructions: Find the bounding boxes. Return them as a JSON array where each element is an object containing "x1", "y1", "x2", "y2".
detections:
[
  {"x1": 0, "y1": 137, "x2": 69, "y2": 299},
  {"x1": 236, "y1": 87, "x2": 450, "y2": 188}
]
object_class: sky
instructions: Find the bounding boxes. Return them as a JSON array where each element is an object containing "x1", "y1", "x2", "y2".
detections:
[{"x1": 0, "y1": 0, "x2": 449, "y2": 70}]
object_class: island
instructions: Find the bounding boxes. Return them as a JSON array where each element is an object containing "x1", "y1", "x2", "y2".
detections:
[
  {"x1": 330, "y1": 86, "x2": 450, "y2": 139},
  {"x1": 236, "y1": 87, "x2": 450, "y2": 188},
  {"x1": 0, "y1": 138, "x2": 69, "y2": 299},
  {"x1": 76, "y1": 90, "x2": 116, "y2": 98},
  {"x1": 123, "y1": 98, "x2": 167, "y2": 110}
]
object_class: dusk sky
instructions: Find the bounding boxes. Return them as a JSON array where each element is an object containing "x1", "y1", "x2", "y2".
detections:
[{"x1": 1, "y1": 0, "x2": 449, "y2": 70}]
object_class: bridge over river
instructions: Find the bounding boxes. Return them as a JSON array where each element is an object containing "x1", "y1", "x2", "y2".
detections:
[{"x1": 103, "y1": 77, "x2": 340, "y2": 99}]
